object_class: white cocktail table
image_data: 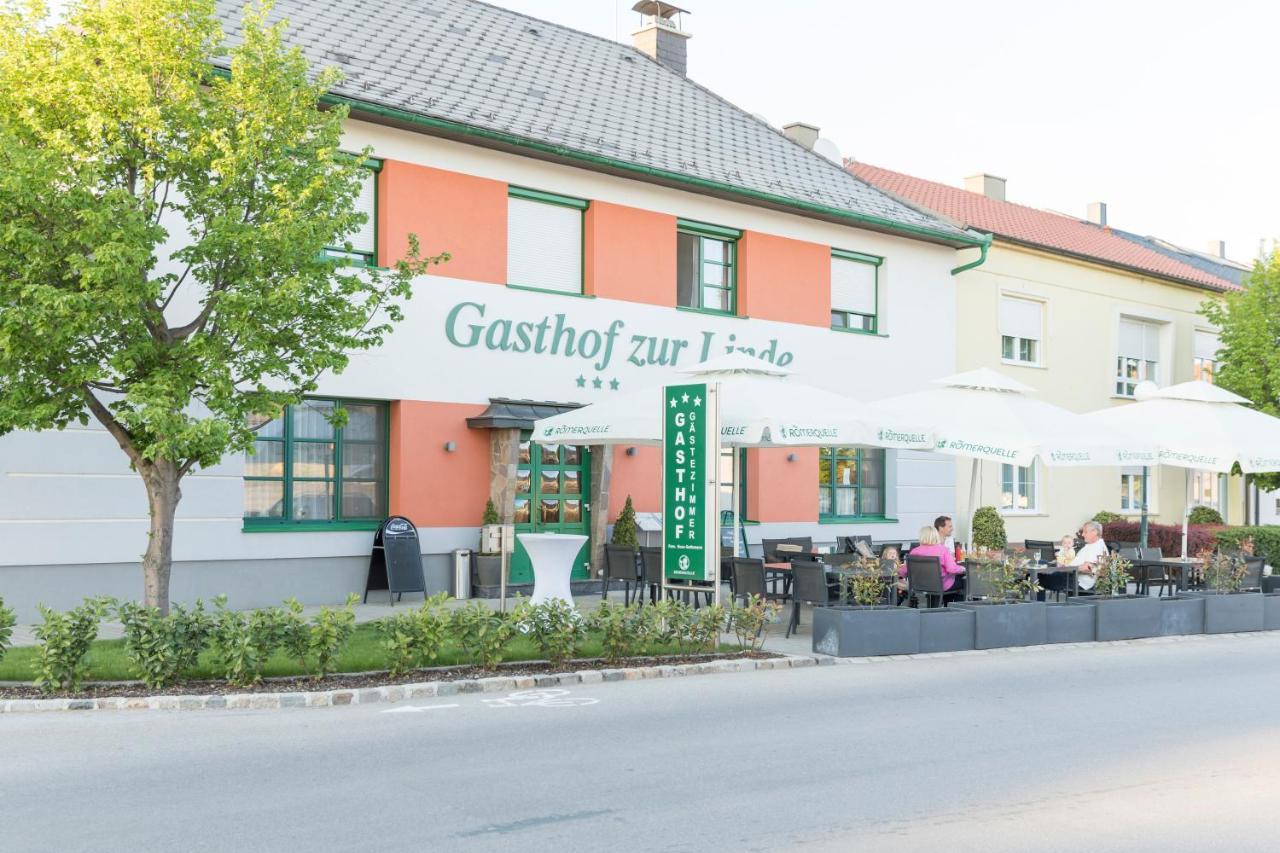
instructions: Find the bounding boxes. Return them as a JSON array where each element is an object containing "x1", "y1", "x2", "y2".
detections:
[{"x1": 518, "y1": 533, "x2": 589, "y2": 606}]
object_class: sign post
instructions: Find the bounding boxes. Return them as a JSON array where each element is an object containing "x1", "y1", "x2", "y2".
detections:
[{"x1": 661, "y1": 381, "x2": 721, "y2": 605}]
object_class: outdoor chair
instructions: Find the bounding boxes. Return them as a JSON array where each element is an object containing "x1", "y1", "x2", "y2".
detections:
[
  {"x1": 786, "y1": 559, "x2": 838, "y2": 638},
  {"x1": 840, "y1": 535, "x2": 873, "y2": 556},
  {"x1": 603, "y1": 544, "x2": 641, "y2": 604},
  {"x1": 964, "y1": 559, "x2": 999, "y2": 601},
  {"x1": 906, "y1": 555, "x2": 963, "y2": 609},
  {"x1": 1243, "y1": 557, "x2": 1265, "y2": 592},
  {"x1": 639, "y1": 546, "x2": 662, "y2": 604},
  {"x1": 731, "y1": 558, "x2": 789, "y2": 608},
  {"x1": 1024, "y1": 539, "x2": 1057, "y2": 564},
  {"x1": 877, "y1": 542, "x2": 905, "y2": 558},
  {"x1": 1134, "y1": 546, "x2": 1170, "y2": 596}
]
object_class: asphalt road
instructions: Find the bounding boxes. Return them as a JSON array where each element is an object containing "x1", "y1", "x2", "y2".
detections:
[{"x1": 4, "y1": 634, "x2": 1280, "y2": 852}]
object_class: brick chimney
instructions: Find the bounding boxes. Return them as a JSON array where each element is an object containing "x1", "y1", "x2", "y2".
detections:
[
  {"x1": 964, "y1": 173, "x2": 1006, "y2": 202},
  {"x1": 631, "y1": 1, "x2": 690, "y2": 76},
  {"x1": 1208, "y1": 240, "x2": 1226, "y2": 258},
  {"x1": 782, "y1": 122, "x2": 820, "y2": 150}
]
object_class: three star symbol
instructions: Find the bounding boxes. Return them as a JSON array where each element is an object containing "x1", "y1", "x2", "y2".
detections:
[
  {"x1": 591, "y1": 376, "x2": 603, "y2": 390},
  {"x1": 575, "y1": 375, "x2": 586, "y2": 388}
]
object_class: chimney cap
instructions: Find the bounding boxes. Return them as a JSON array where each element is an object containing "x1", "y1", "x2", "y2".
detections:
[
  {"x1": 632, "y1": 1, "x2": 689, "y2": 19},
  {"x1": 964, "y1": 173, "x2": 1006, "y2": 202},
  {"x1": 1086, "y1": 201, "x2": 1108, "y2": 227}
]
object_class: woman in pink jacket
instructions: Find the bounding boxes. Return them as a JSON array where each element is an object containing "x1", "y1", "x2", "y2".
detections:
[{"x1": 901, "y1": 525, "x2": 966, "y2": 594}]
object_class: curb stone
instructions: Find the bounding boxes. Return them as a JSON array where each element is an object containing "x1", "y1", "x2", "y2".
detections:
[{"x1": 0, "y1": 654, "x2": 803, "y2": 714}]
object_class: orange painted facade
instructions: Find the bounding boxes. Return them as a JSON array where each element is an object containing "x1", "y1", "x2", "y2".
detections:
[
  {"x1": 609, "y1": 446, "x2": 663, "y2": 518},
  {"x1": 737, "y1": 231, "x2": 830, "y2": 327},
  {"x1": 585, "y1": 202, "x2": 677, "y2": 306},
  {"x1": 746, "y1": 448, "x2": 819, "y2": 523},
  {"x1": 377, "y1": 161, "x2": 508, "y2": 284},
  {"x1": 389, "y1": 400, "x2": 491, "y2": 527}
]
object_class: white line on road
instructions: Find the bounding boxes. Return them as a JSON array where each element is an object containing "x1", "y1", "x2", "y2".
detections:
[{"x1": 381, "y1": 704, "x2": 460, "y2": 714}]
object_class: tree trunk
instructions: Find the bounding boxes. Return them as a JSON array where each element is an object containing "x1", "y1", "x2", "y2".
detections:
[{"x1": 140, "y1": 459, "x2": 183, "y2": 614}]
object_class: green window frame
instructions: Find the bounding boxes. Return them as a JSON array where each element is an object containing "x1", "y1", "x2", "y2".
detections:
[
  {"x1": 243, "y1": 398, "x2": 390, "y2": 532},
  {"x1": 323, "y1": 156, "x2": 383, "y2": 268},
  {"x1": 677, "y1": 219, "x2": 740, "y2": 315},
  {"x1": 818, "y1": 446, "x2": 886, "y2": 520},
  {"x1": 830, "y1": 248, "x2": 881, "y2": 334}
]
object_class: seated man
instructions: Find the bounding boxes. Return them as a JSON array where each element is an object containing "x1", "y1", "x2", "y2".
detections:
[{"x1": 1070, "y1": 521, "x2": 1109, "y2": 592}]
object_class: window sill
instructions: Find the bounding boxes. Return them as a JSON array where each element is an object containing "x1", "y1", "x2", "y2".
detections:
[
  {"x1": 997, "y1": 511, "x2": 1048, "y2": 518},
  {"x1": 243, "y1": 520, "x2": 382, "y2": 533},
  {"x1": 507, "y1": 283, "x2": 593, "y2": 299},
  {"x1": 1000, "y1": 359, "x2": 1046, "y2": 370},
  {"x1": 676, "y1": 305, "x2": 744, "y2": 320},
  {"x1": 818, "y1": 516, "x2": 899, "y2": 525},
  {"x1": 830, "y1": 326, "x2": 886, "y2": 338}
]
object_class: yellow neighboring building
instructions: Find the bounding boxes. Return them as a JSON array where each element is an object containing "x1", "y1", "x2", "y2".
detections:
[{"x1": 852, "y1": 163, "x2": 1249, "y2": 542}]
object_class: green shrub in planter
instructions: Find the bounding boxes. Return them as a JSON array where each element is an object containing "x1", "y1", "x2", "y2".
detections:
[
  {"x1": 117, "y1": 599, "x2": 213, "y2": 689},
  {"x1": 972, "y1": 506, "x2": 1007, "y2": 551},
  {"x1": 1092, "y1": 510, "x2": 1124, "y2": 524},
  {"x1": 210, "y1": 597, "x2": 288, "y2": 687},
  {"x1": 33, "y1": 597, "x2": 113, "y2": 693},
  {"x1": 452, "y1": 600, "x2": 515, "y2": 671},
  {"x1": 1094, "y1": 552, "x2": 1134, "y2": 597},
  {"x1": 1188, "y1": 506, "x2": 1225, "y2": 526},
  {"x1": 728, "y1": 595, "x2": 780, "y2": 651},
  {"x1": 588, "y1": 601, "x2": 650, "y2": 664},
  {"x1": 611, "y1": 495, "x2": 639, "y2": 547},
  {"x1": 378, "y1": 592, "x2": 451, "y2": 677},
  {"x1": 516, "y1": 597, "x2": 586, "y2": 667},
  {"x1": 0, "y1": 597, "x2": 15, "y2": 665},
  {"x1": 279, "y1": 595, "x2": 360, "y2": 679},
  {"x1": 689, "y1": 603, "x2": 727, "y2": 653}
]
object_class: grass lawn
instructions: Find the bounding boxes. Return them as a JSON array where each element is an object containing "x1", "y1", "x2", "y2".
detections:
[{"x1": 0, "y1": 621, "x2": 743, "y2": 684}]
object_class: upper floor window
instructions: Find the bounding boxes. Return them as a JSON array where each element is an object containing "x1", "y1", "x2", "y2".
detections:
[
  {"x1": 830, "y1": 250, "x2": 881, "y2": 333},
  {"x1": 507, "y1": 187, "x2": 588, "y2": 295},
  {"x1": 818, "y1": 447, "x2": 885, "y2": 519},
  {"x1": 677, "y1": 219, "x2": 739, "y2": 314},
  {"x1": 1000, "y1": 296, "x2": 1043, "y2": 366},
  {"x1": 324, "y1": 158, "x2": 380, "y2": 267},
  {"x1": 1000, "y1": 463, "x2": 1038, "y2": 513},
  {"x1": 1193, "y1": 330, "x2": 1220, "y2": 383},
  {"x1": 244, "y1": 399, "x2": 388, "y2": 528},
  {"x1": 1116, "y1": 317, "x2": 1162, "y2": 396}
]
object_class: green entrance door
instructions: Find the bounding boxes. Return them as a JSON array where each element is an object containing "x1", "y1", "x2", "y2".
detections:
[{"x1": 510, "y1": 436, "x2": 591, "y2": 585}]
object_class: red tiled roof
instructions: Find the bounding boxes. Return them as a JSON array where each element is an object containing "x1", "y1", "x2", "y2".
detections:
[{"x1": 849, "y1": 162, "x2": 1240, "y2": 292}]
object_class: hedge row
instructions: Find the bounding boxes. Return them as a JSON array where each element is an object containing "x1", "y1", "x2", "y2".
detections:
[
  {"x1": 1100, "y1": 521, "x2": 1219, "y2": 557},
  {"x1": 1214, "y1": 526, "x2": 1280, "y2": 566}
]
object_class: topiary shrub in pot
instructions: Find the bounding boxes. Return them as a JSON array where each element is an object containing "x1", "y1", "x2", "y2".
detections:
[
  {"x1": 1092, "y1": 510, "x2": 1123, "y2": 525},
  {"x1": 472, "y1": 498, "x2": 505, "y2": 589},
  {"x1": 971, "y1": 506, "x2": 1007, "y2": 552},
  {"x1": 603, "y1": 496, "x2": 641, "y2": 601},
  {"x1": 1188, "y1": 505, "x2": 1225, "y2": 526},
  {"x1": 814, "y1": 557, "x2": 921, "y2": 657}
]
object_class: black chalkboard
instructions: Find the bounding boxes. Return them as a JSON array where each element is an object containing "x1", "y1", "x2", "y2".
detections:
[{"x1": 363, "y1": 516, "x2": 427, "y2": 605}]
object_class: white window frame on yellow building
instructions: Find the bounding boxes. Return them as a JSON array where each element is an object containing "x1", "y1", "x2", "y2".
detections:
[
  {"x1": 1114, "y1": 313, "x2": 1170, "y2": 398},
  {"x1": 1193, "y1": 328, "x2": 1220, "y2": 384},
  {"x1": 999, "y1": 461, "x2": 1040, "y2": 515},
  {"x1": 999, "y1": 294, "x2": 1045, "y2": 368}
]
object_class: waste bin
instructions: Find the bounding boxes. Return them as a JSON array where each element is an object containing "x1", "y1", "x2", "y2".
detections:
[{"x1": 452, "y1": 548, "x2": 472, "y2": 599}]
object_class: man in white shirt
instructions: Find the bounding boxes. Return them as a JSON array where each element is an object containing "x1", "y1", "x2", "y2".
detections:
[
  {"x1": 1070, "y1": 520, "x2": 1110, "y2": 591},
  {"x1": 935, "y1": 515, "x2": 955, "y2": 552}
]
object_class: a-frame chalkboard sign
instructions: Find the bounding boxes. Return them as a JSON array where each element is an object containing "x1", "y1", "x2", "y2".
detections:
[{"x1": 363, "y1": 516, "x2": 427, "y2": 605}]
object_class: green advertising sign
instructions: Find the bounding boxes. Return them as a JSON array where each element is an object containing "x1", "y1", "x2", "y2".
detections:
[{"x1": 664, "y1": 382, "x2": 715, "y2": 582}]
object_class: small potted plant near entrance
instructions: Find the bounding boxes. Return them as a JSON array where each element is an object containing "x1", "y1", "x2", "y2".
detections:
[
  {"x1": 1188, "y1": 550, "x2": 1264, "y2": 634},
  {"x1": 812, "y1": 556, "x2": 921, "y2": 657},
  {"x1": 953, "y1": 550, "x2": 1047, "y2": 649},
  {"x1": 602, "y1": 496, "x2": 641, "y2": 601},
  {"x1": 1071, "y1": 551, "x2": 1162, "y2": 640},
  {"x1": 471, "y1": 499, "x2": 504, "y2": 589}
]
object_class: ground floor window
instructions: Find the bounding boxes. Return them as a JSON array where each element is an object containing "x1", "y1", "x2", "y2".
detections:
[
  {"x1": 819, "y1": 447, "x2": 885, "y2": 519},
  {"x1": 1120, "y1": 467, "x2": 1147, "y2": 512},
  {"x1": 718, "y1": 447, "x2": 748, "y2": 524},
  {"x1": 1191, "y1": 469, "x2": 1224, "y2": 513},
  {"x1": 243, "y1": 398, "x2": 388, "y2": 528},
  {"x1": 1000, "y1": 463, "x2": 1038, "y2": 513}
]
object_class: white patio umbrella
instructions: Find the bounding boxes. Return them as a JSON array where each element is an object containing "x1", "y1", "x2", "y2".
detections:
[
  {"x1": 1082, "y1": 380, "x2": 1280, "y2": 557},
  {"x1": 531, "y1": 352, "x2": 935, "y2": 557},
  {"x1": 871, "y1": 368, "x2": 1157, "y2": 542}
]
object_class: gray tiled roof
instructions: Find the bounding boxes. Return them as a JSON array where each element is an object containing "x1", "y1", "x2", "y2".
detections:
[
  {"x1": 1110, "y1": 229, "x2": 1251, "y2": 287},
  {"x1": 212, "y1": 0, "x2": 978, "y2": 246}
]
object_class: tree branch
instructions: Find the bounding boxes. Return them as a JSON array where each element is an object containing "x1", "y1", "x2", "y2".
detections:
[{"x1": 80, "y1": 385, "x2": 143, "y2": 468}]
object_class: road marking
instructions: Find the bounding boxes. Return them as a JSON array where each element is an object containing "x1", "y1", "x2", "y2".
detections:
[
  {"x1": 482, "y1": 688, "x2": 599, "y2": 708},
  {"x1": 381, "y1": 703, "x2": 460, "y2": 714}
]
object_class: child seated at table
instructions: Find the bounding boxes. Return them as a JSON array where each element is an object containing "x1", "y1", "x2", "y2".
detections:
[
  {"x1": 1055, "y1": 535, "x2": 1076, "y2": 566},
  {"x1": 881, "y1": 545, "x2": 907, "y2": 602}
]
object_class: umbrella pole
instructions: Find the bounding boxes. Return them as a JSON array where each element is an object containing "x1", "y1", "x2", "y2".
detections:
[
  {"x1": 1181, "y1": 468, "x2": 1191, "y2": 560},
  {"x1": 732, "y1": 448, "x2": 741, "y2": 560},
  {"x1": 966, "y1": 458, "x2": 979, "y2": 547},
  {"x1": 1139, "y1": 466, "x2": 1150, "y2": 549}
]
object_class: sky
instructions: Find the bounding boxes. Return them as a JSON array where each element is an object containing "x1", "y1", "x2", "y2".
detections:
[{"x1": 489, "y1": 0, "x2": 1279, "y2": 265}]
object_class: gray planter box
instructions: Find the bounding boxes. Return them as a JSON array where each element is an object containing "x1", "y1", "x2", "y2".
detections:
[
  {"x1": 471, "y1": 554, "x2": 503, "y2": 587},
  {"x1": 1189, "y1": 591, "x2": 1265, "y2": 634},
  {"x1": 952, "y1": 601, "x2": 1047, "y2": 649},
  {"x1": 812, "y1": 606, "x2": 920, "y2": 657},
  {"x1": 1266, "y1": 593, "x2": 1280, "y2": 630},
  {"x1": 1262, "y1": 576, "x2": 1280, "y2": 594},
  {"x1": 1046, "y1": 602, "x2": 1095, "y2": 643},
  {"x1": 1071, "y1": 595, "x2": 1161, "y2": 641},
  {"x1": 919, "y1": 607, "x2": 975, "y2": 652},
  {"x1": 1159, "y1": 595, "x2": 1205, "y2": 636}
]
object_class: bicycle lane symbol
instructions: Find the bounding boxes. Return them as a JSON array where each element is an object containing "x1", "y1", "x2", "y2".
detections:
[{"x1": 481, "y1": 689, "x2": 599, "y2": 709}]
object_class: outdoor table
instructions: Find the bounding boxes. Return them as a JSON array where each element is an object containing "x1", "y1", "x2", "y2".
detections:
[
  {"x1": 1029, "y1": 564, "x2": 1078, "y2": 600},
  {"x1": 1132, "y1": 558, "x2": 1199, "y2": 595},
  {"x1": 517, "y1": 532, "x2": 588, "y2": 606}
]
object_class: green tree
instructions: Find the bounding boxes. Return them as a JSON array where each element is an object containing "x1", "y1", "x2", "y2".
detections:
[
  {"x1": 611, "y1": 495, "x2": 638, "y2": 548},
  {"x1": 0, "y1": 1, "x2": 445, "y2": 611},
  {"x1": 1202, "y1": 249, "x2": 1280, "y2": 490}
]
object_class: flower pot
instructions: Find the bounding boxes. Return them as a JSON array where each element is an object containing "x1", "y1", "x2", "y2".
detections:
[
  {"x1": 812, "y1": 605, "x2": 921, "y2": 657},
  {"x1": 1070, "y1": 595, "x2": 1161, "y2": 641},
  {"x1": 1046, "y1": 602, "x2": 1095, "y2": 643},
  {"x1": 1187, "y1": 591, "x2": 1265, "y2": 634},
  {"x1": 919, "y1": 607, "x2": 975, "y2": 653},
  {"x1": 1159, "y1": 595, "x2": 1205, "y2": 636},
  {"x1": 1265, "y1": 593, "x2": 1280, "y2": 630},
  {"x1": 471, "y1": 553, "x2": 503, "y2": 588},
  {"x1": 952, "y1": 601, "x2": 1047, "y2": 650}
]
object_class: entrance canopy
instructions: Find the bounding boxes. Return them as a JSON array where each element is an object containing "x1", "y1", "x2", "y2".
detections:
[
  {"x1": 871, "y1": 368, "x2": 1156, "y2": 468},
  {"x1": 530, "y1": 352, "x2": 933, "y2": 449}
]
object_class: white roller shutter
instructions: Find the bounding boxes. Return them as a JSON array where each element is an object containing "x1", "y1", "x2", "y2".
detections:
[
  {"x1": 1194, "y1": 330, "x2": 1220, "y2": 361},
  {"x1": 999, "y1": 297, "x2": 1042, "y2": 341},
  {"x1": 507, "y1": 197, "x2": 582, "y2": 294},
  {"x1": 348, "y1": 168, "x2": 377, "y2": 256},
  {"x1": 831, "y1": 256, "x2": 876, "y2": 315},
  {"x1": 1119, "y1": 318, "x2": 1160, "y2": 361}
]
